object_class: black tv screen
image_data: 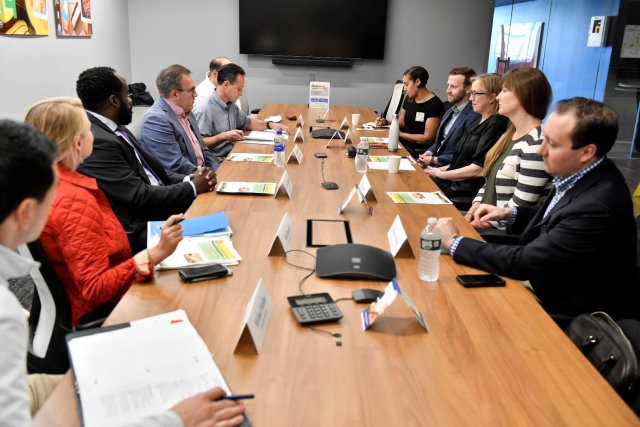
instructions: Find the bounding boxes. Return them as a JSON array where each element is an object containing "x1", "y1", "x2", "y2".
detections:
[{"x1": 239, "y1": 0, "x2": 389, "y2": 60}]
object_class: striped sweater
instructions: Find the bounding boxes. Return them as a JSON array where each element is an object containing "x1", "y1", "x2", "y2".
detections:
[{"x1": 474, "y1": 125, "x2": 551, "y2": 208}]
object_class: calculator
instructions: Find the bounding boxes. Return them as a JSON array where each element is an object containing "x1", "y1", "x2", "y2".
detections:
[{"x1": 287, "y1": 293, "x2": 343, "y2": 325}]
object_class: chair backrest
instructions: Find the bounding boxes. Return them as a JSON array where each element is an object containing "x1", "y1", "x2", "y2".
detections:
[
  {"x1": 381, "y1": 80, "x2": 405, "y2": 122},
  {"x1": 18, "y1": 241, "x2": 72, "y2": 374},
  {"x1": 127, "y1": 106, "x2": 151, "y2": 140},
  {"x1": 237, "y1": 91, "x2": 250, "y2": 115}
]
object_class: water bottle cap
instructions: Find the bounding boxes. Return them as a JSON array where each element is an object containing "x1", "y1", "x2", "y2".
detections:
[{"x1": 276, "y1": 130, "x2": 283, "y2": 134}]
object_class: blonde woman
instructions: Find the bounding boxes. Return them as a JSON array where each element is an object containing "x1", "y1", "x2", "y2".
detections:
[
  {"x1": 25, "y1": 97, "x2": 183, "y2": 326},
  {"x1": 426, "y1": 73, "x2": 509, "y2": 200},
  {"x1": 464, "y1": 68, "x2": 553, "y2": 226}
]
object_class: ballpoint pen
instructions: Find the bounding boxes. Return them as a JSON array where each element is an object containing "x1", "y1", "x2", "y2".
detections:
[{"x1": 221, "y1": 394, "x2": 255, "y2": 401}]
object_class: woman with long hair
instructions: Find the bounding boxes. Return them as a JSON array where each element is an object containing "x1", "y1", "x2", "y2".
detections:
[
  {"x1": 25, "y1": 97, "x2": 183, "y2": 326},
  {"x1": 426, "y1": 73, "x2": 509, "y2": 200},
  {"x1": 464, "y1": 68, "x2": 553, "y2": 226}
]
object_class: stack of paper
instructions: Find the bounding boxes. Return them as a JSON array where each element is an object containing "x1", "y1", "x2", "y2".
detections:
[{"x1": 66, "y1": 310, "x2": 240, "y2": 427}]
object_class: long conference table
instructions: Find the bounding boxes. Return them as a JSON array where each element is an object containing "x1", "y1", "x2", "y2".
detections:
[{"x1": 34, "y1": 105, "x2": 639, "y2": 426}]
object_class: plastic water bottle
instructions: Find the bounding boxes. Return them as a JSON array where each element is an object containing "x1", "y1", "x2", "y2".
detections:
[
  {"x1": 388, "y1": 113, "x2": 399, "y2": 152},
  {"x1": 355, "y1": 139, "x2": 369, "y2": 173},
  {"x1": 273, "y1": 130, "x2": 285, "y2": 168},
  {"x1": 418, "y1": 217, "x2": 441, "y2": 282}
]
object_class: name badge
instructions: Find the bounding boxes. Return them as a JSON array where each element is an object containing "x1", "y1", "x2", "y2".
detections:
[{"x1": 415, "y1": 112, "x2": 425, "y2": 122}]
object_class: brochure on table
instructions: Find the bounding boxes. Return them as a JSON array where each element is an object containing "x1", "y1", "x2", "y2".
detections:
[
  {"x1": 217, "y1": 181, "x2": 277, "y2": 195},
  {"x1": 361, "y1": 279, "x2": 428, "y2": 331},
  {"x1": 155, "y1": 235, "x2": 242, "y2": 270},
  {"x1": 244, "y1": 130, "x2": 289, "y2": 143},
  {"x1": 226, "y1": 153, "x2": 274, "y2": 163},
  {"x1": 386, "y1": 191, "x2": 452, "y2": 204},
  {"x1": 368, "y1": 156, "x2": 416, "y2": 171},
  {"x1": 66, "y1": 310, "x2": 242, "y2": 427}
]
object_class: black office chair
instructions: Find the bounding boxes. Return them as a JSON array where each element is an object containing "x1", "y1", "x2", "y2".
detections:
[{"x1": 19, "y1": 241, "x2": 114, "y2": 374}]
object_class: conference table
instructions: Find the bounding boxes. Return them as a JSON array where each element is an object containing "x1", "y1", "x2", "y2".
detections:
[{"x1": 34, "y1": 105, "x2": 639, "y2": 426}]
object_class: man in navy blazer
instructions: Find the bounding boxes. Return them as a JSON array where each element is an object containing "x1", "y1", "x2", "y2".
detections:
[
  {"x1": 438, "y1": 98, "x2": 637, "y2": 320},
  {"x1": 140, "y1": 64, "x2": 218, "y2": 175},
  {"x1": 418, "y1": 67, "x2": 480, "y2": 168}
]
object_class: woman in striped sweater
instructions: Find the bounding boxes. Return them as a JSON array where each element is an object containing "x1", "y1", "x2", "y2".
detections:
[{"x1": 464, "y1": 67, "x2": 553, "y2": 228}]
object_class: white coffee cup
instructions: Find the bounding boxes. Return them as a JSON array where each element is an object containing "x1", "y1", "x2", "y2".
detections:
[
  {"x1": 351, "y1": 113, "x2": 361, "y2": 126},
  {"x1": 388, "y1": 155, "x2": 401, "y2": 174}
]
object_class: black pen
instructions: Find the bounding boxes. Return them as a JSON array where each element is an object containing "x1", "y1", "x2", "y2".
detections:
[
  {"x1": 221, "y1": 394, "x2": 255, "y2": 401},
  {"x1": 174, "y1": 218, "x2": 185, "y2": 224}
]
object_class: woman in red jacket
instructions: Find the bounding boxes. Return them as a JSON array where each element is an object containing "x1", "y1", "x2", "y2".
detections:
[{"x1": 25, "y1": 97, "x2": 183, "y2": 326}]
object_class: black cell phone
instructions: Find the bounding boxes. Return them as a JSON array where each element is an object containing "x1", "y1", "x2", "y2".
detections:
[
  {"x1": 314, "y1": 152, "x2": 328, "y2": 158},
  {"x1": 179, "y1": 264, "x2": 232, "y2": 282},
  {"x1": 456, "y1": 273, "x2": 506, "y2": 288}
]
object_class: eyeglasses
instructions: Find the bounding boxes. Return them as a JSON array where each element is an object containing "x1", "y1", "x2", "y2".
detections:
[
  {"x1": 469, "y1": 91, "x2": 487, "y2": 99},
  {"x1": 176, "y1": 88, "x2": 197, "y2": 94}
]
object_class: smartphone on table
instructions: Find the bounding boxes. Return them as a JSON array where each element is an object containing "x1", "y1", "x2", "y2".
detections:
[
  {"x1": 456, "y1": 273, "x2": 506, "y2": 288},
  {"x1": 179, "y1": 264, "x2": 232, "y2": 282}
]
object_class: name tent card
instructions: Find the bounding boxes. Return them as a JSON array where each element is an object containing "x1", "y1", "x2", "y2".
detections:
[
  {"x1": 338, "y1": 186, "x2": 357, "y2": 214},
  {"x1": 274, "y1": 170, "x2": 293, "y2": 198},
  {"x1": 234, "y1": 279, "x2": 273, "y2": 354},
  {"x1": 268, "y1": 212, "x2": 293, "y2": 256},
  {"x1": 340, "y1": 116, "x2": 350, "y2": 129},
  {"x1": 287, "y1": 145, "x2": 304, "y2": 164},
  {"x1": 293, "y1": 126, "x2": 304, "y2": 142},
  {"x1": 361, "y1": 279, "x2": 428, "y2": 332},
  {"x1": 387, "y1": 215, "x2": 414, "y2": 258},
  {"x1": 357, "y1": 174, "x2": 376, "y2": 202},
  {"x1": 297, "y1": 113, "x2": 305, "y2": 128}
]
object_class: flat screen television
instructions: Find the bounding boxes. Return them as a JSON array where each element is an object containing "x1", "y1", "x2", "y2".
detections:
[{"x1": 239, "y1": 0, "x2": 389, "y2": 61}]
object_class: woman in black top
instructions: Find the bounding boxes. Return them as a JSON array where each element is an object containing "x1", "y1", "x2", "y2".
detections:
[
  {"x1": 377, "y1": 66, "x2": 444, "y2": 158},
  {"x1": 426, "y1": 73, "x2": 509, "y2": 199}
]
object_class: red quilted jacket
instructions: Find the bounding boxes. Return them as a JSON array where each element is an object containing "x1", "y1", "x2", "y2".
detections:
[{"x1": 40, "y1": 165, "x2": 148, "y2": 326}]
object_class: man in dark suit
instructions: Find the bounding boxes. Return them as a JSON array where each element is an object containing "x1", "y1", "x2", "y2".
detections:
[
  {"x1": 76, "y1": 66, "x2": 217, "y2": 253},
  {"x1": 140, "y1": 64, "x2": 218, "y2": 175},
  {"x1": 418, "y1": 67, "x2": 480, "y2": 168},
  {"x1": 438, "y1": 97, "x2": 637, "y2": 320}
]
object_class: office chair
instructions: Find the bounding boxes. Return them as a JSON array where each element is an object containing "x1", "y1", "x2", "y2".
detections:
[
  {"x1": 380, "y1": 80, "x2": 405, "y2": 122},
  {"x1": 127, "y1": 106, "x2": 151, "y2": 140},
  {"x1": 18, "y1": 241, "x2": 114, "y2": 374}
]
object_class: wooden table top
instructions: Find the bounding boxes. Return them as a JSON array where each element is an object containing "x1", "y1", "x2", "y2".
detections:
[{"x1": 33, "y1": 104, "x2": 640, "y2": 427}]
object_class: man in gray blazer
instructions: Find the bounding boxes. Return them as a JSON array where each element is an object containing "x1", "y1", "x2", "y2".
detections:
[
  {"x1": 438, "y1": 98, "x2": 637, "y2": 320},
  {"x1": 418, "y1": 67, "x2": 480, "y2": 168},
  {"x1": 140, "y1": 64, "x2": 218, "y2": 175}
]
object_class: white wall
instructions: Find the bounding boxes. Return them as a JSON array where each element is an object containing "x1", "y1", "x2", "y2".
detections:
[
  {"x1": 0, "y1": 0, "x2": 493, "y2": 120},
  {"x1": 127, "y1": 0, "x2": 494, "y2": 112},
  {"x1": 0, "y1": 0, "x2": 132, "y2": 120}
]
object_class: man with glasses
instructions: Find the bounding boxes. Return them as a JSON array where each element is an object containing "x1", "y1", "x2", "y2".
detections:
[
  {"x1": 418, "y1": 67, "x2": 479, "y2": 168},
  {"x1": 140, "y1": 64, "x2": 218, "y2": 174},
  {"x1": 193, "y1": 63, "x2": 289, "y2": 160}
]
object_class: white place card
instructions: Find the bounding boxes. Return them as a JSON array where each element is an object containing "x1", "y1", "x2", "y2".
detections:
[
  {"x1": 234, "y1": 279, "x2": 273, "y2": 353},
  {"x1": 287, "y1": 145, "x2": 304, "y2": 164},
  {"x1": 293, "y1": 126, "x2": 304, "y2": 142},
  {"x1": 274, "y1": 170, "x2": 293, "y2": 198},
  {"x1": 297, "y1": 113, "x2": 305, "y2": 128},
  {"x1": 357, "y1": 174, "x2": 376, "y2": 201},
  {"x1": 340, "y1": 116, "x2": 350, "y2": 129},
  {"x1": 361, "y1": 279, "x2": 428, "y2": 332},
  {"x1": 338, "y1": 186, "x2": 357, "y2": 214},
  {"x1": 268, "y1": 212, "x2": 293, "y2": 256},
  {"x1": 387, "y1": 215, "x2": 414, "y2": 258}
]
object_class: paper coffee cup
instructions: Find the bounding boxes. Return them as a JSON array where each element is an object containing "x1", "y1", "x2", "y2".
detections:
[
  {"x1": 388, "y1": 155, "x2": 401, "y2": 173},
  {"x1": 351, "y1": 113, "x2": 361, "y2": 126}
]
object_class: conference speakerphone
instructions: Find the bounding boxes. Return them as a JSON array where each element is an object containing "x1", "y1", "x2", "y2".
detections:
[
  {"x1": 315, "y1": 243, "x2": 396, "y2": 281},
  {"x1": 311, "y1": 128, "x2": 345, "y2": 139}
]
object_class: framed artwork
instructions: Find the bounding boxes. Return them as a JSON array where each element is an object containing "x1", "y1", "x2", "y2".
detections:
[
  {"x1": 0, "y1": 0, "x2": 49, "y2": 36},
  {"x1": 495, "y1": 22, "x2": 544, "y2": 74},
  {"x1": 54, "y1": 0, "x2": 92, "y2": 37}
]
